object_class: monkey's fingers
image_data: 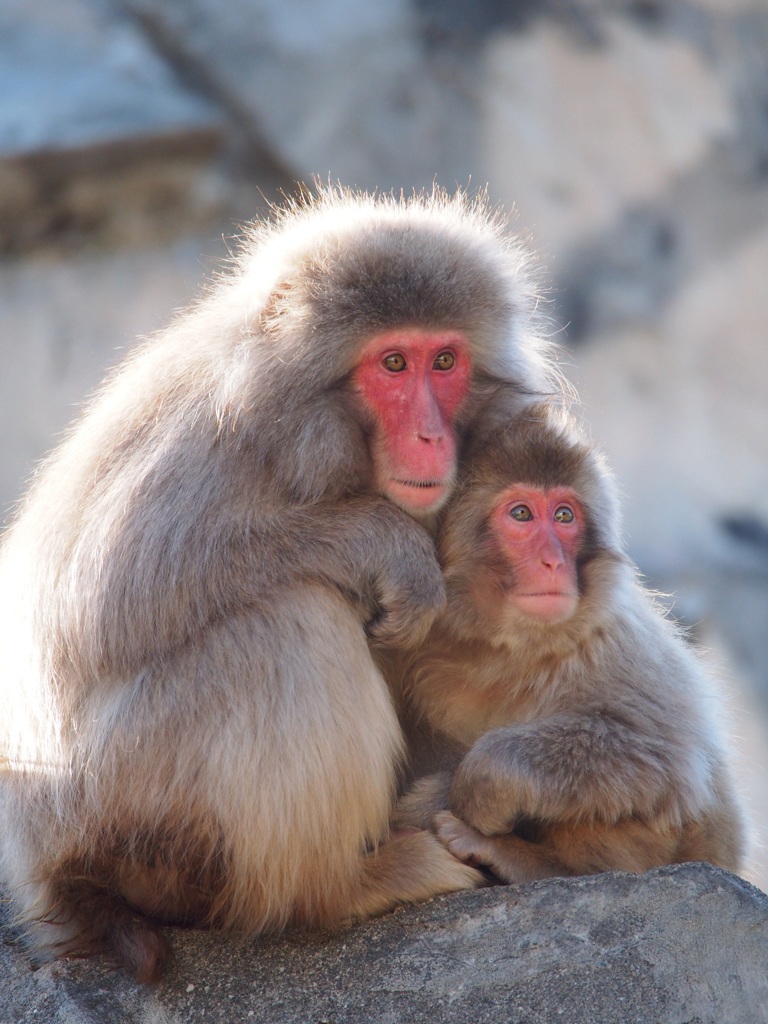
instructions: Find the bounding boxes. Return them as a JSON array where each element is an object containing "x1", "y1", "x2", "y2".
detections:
[
  {"x1": 434, "y1": 811, "x2": 497, "y2": 867},
  {"x1": 364, "y1": 543, "x2": 447, "y2": 649},
  {"x1": 365, "y1": 599, "x2": 440, "y2": 649},
  {"x1": 436, "y1": 811, "x2": 568, "y2": 884}
]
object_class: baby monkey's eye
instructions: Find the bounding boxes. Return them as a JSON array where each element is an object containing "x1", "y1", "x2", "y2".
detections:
[
  {"x1": 509, "y1": 504, "x2": 533, "y2": 522},
  {"x1": 554, "y1": 506, "x2": 575, "y2": 523}
]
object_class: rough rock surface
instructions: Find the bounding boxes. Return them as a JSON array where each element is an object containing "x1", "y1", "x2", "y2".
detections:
[
  {"x1": 1, "y1": 0, "x2": 220, "y2": 155},
  {"x1": 1, "y1": 864, "x2": 766, "y2": 1023},
  {"x1": 120, "y1": 0, "x2": 480, "y2": 192},
  {"x1": 0, "y1": 0, "x2": 230, "y2": 254}
]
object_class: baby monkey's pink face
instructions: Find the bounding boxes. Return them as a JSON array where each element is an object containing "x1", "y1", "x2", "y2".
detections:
[
  {"x1": 490, "y1": 485, "x2": 584, "y2": 623},
  {"x1": 352, "y1": 329, "x2": 472, "y2": 518}
]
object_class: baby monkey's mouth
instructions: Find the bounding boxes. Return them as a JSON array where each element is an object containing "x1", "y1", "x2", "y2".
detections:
[
  {"x1": 511, "y1": 590, "x2": 579, "y2": 624},
  {"x1": 395, "y1": 478, "x2": 444, "y2": 488}
]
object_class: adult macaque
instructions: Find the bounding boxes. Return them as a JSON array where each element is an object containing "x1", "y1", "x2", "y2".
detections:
[
  {"x1": 0, "y1": 188, "x2": 560, "y2": 981},
  {"x1": 391, "y1": 405, "x2": 747, "y2": 881}
]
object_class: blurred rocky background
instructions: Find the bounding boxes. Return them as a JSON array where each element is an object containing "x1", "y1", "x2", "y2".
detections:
[{"x1": 1, "y1": 0, "x2": 767, "y2": 895}]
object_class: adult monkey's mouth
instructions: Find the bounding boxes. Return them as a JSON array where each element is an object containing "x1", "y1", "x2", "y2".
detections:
[{"x1": 387, "y1": 477, "x2": 450, "y2": 514}]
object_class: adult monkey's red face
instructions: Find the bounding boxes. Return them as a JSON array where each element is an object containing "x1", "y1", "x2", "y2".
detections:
[{"x1": 352, "y1": 329, "x2": 472, "y2": 517}]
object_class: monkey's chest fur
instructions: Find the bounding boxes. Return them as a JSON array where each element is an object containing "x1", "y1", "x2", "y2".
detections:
[{"x1": 407, "y1": 635, "x2": 589, "y2": 748}]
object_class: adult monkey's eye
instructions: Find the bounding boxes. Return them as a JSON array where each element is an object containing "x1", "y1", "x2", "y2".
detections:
[
  {"x1": 383, "y1": 353, "x2": 407, "y2": 372},
  {"x1": 554, "y1": 506, "x2": 575, "y2": 523},
  {"x1": 509, "y1": 504, "x2": 533, "y2": 522},
  {"x1": 433, "y1": 350, "x2": 455, "y2": 370}
]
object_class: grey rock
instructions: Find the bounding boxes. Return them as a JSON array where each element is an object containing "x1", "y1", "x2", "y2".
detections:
[
  {"x1": 2, "y1": 864, "x2": 767, "y2": 1023},
  {"x1": 0, "y1": 238, "x2": 226, "y2": 520},
  {"x1": 1, "y1": 0, "x2": 220, "y2": 156},
  {"x1": 0, "y1": 0, "x2": 231, "y2": 254},
  {"x1": 119, "y1": 0, "x2": 481, "y2": 192}
]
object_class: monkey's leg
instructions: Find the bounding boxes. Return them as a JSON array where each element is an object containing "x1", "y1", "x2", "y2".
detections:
[
  {"x1": 671, "y1": 769, "x2": 748, "y2": 872},
  {"x1": 554, "y1": 818, "x2": 682, "y2": 874},
  {"x1": 45, "y1": 866, "x2": 171, "y2": 983},
  {"x1": 345, "y1": 828, "x2": 485, "y2": 920},
  {"x1": 91, "y1": 586, "x2": 413, "y2": 939},
  {"x1": 5, "y1": 587, "x2": 452, "y2": 973},
  {"x1": 0, "y1": 787, "x2": 172, "y2": 984}
]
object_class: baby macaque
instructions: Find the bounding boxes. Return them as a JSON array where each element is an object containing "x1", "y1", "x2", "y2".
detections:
[{"x1": 391, "y1": 405, "x2": 747, "y2": 882}]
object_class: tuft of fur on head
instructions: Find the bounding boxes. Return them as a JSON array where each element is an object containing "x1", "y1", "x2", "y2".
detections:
[{"x1": 223, "y1": 183, "x2": 563, "y2": 398}]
